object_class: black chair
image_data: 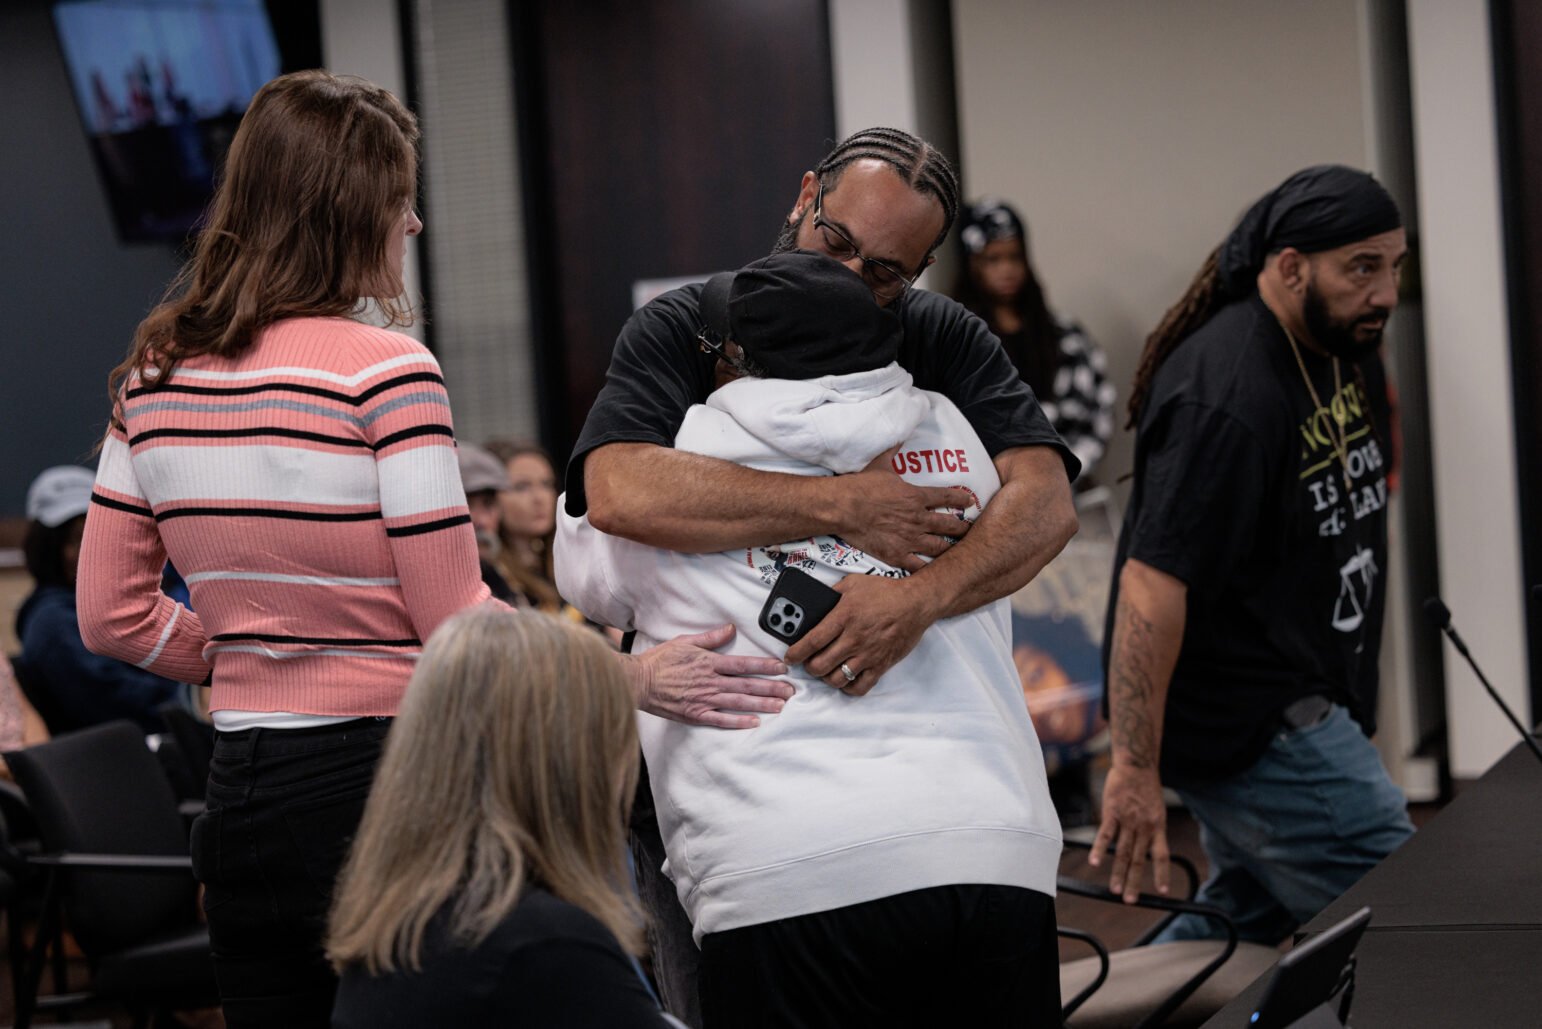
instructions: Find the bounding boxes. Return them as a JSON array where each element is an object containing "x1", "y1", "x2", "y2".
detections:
[
  {"x1": 157, "y1": 702, "x2": 214, "y2": 805},
  {"x1": 0, "y1": 779, "x2": 71, "y2": 1020},
  {"x1": 5, "y1": 720, "x2": 219, "y2": 1029},
  {"x1": 1057, "y1": 840, "x2": 1280, "y2": 1028}
]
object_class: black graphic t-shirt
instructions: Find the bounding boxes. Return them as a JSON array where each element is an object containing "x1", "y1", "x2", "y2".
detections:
[
  {"x1": 563, "y1": 284, "x2": 1077, "y2": 513},
  {"x1": 1105, "y1": 294, "x2": 1391, "y2": 786}
]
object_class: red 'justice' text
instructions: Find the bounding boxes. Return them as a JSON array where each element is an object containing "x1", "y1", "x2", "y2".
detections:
[{"x1": 891, "y1": 448, "x2": 970, "y2": 474}]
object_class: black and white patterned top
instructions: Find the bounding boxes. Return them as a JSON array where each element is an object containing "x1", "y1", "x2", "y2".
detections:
[{"x1": 1032, "y1": 321, "x2": 1115, "y2": 481}]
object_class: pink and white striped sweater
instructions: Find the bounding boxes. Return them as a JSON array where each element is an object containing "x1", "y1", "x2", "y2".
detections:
[{"x1": 78, "y1": 317, "x2": 492, "y2": 718}]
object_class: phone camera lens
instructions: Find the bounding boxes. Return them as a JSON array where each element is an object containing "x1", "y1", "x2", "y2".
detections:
[{"x1": 769, "y1": 615, "x2": 781, "y2": 627}]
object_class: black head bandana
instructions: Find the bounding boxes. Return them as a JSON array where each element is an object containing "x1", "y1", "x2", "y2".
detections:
[
  {"x1": 700, "y1": 250, "x2": 901, "y2": 380},
  {"x1": 1217, "y1": 165, "x2": 1402, "y2": 297}
]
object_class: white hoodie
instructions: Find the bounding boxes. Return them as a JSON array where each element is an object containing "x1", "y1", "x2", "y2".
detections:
[{"x1": 556, "y1": 363, "x2": 1060, "y2": 940}]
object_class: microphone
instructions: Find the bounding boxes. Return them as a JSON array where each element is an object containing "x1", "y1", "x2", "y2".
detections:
[{"x1": 1423, "y1": 596, "x2": 1542, "y2": 766}]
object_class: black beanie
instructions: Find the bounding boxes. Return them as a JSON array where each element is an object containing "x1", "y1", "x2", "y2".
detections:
[{"x1": 699, "y1": 250, "x2": 902, "y2": 379}]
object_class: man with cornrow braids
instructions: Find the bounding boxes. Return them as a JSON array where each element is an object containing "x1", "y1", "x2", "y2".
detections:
[
  {"x1": 565, "y1": 127, "x2": 1079, "y2": 1025},
  {"x1": 1092, "y1": 166, "x2": 1416, "y2": 945}
]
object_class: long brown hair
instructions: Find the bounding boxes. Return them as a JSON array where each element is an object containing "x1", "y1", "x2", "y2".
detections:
[
  {"x1": 327, "y1": 605, "x2": 643, "y2": 974},
  {"x1": 1126, "y1": 245, "x2": 1224, "y2": 429},
  {"x1": 108, "y1": 70, "x2": 420, "y2": 425},
  {"x1": 951, "y1": 239, "x2": 1063, "y2": 400},
  {"x1": 483, "y1": 439, "x2": 564, "y2": 612}
]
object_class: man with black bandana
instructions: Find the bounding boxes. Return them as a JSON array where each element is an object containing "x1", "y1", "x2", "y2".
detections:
[{"x1": 1091, "y1": 165, "x2": 1416, "y2": 943}]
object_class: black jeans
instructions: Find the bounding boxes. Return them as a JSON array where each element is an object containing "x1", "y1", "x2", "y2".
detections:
[
  {"x1": 699, "y1": 884, "x2": 1061, "y2": 1029},
  {"x1": 189, "y1": 719, "x2": 391, "y2": 1029},
  {"x1": 631, "y1": 817, "x2": 703, "y2": 1028}
]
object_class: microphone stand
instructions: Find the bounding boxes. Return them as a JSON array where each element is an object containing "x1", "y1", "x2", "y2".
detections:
[{"x1": 1425, "y1": 597, "x2": 1542, "y2": 767}]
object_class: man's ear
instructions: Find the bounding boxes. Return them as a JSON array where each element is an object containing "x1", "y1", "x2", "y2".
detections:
[
  {"x1": 1277, "y1": 247, "x2": 1309, "y2": 293},
  {"x1": 789, "y1": 171, "x2": 819, "y2": 225}
]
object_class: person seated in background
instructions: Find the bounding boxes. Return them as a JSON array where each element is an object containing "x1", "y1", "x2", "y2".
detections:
[
  {"x1": 455, "y1": 442, "x2": 521, "y2": 606},
  {"x1": 952, "y1": 198, "x2": 1115, "y2": 481},
  {"x1": 482, "y1": 439, "x2": 571, "y2": 614},
  {"x1": 16, "y1": 466, "x2": 195, "y2": 734},
  {"x1": 0, "y1": 658, "x2": 51, "y2": 779},
  {"x1": 328, "y1": 603, "x2": 680, "y2": 1028},
  {"x1": 556, "y1": 251, "x2": 1062, "y2": 1027}
]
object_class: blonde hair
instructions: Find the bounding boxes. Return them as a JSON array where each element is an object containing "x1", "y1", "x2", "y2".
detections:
[{"x1": 326, "y1": 604, "x2": 643, "y2": 974}]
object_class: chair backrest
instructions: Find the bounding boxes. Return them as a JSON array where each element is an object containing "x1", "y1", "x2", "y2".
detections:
[
  {"x1": 5, "y1": 720, "x2": 193, "y2": 955},
  {"x1": 157, "y1": 703, "x2": 214, "y2": 800}
]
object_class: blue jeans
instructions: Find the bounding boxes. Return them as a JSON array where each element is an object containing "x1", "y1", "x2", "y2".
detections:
[{"x1": 1155, "y1": 703, "x2": 1414, "y2": 944}]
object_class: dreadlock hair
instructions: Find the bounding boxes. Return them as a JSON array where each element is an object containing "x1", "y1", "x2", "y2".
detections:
[
  {"x1": 1126, "y1": 245, "x2": 1225, "y2": 429},
  {"x1": 814, "y1": 128, "x2": 961, "y2": 253}
]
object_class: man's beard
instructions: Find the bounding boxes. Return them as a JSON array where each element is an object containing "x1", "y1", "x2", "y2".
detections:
[
  {"x1": 771, "y1": 207, "x2": 806, "y2": 255},
  {"x1": 1303, "y1": 283, "x2": 1388, "y2": 362}
]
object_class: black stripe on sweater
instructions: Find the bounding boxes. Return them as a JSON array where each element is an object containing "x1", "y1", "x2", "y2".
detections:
[
  {"x1": 355, "y1": 371, "x2": 447, "y2": 404},
  {"x1": 372, "y1": 424, "x2": 454, "y2": 451},
  {"x1": 90, "y1": 493, "x2": 154, "y2": 518},
  {"x1": 154, "y1": 506, "x2": 382, "y2": 523},
  {"x1": 125, "y1": 370, "x2": 445, "y2": 406},
  {"x1": 210, "y1": 633, "x2": 422, "y2": 648},
  {"x1": 129, "y1": 426, "x2": 370, "y2": 448},
  {"x1": 385, "y1": 514, "x2": 472, "y2": 538}
]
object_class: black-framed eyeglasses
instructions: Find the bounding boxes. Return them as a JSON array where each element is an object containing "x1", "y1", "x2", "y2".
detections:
[
  {"x1": 811, "y1": 182, "x2": 922, "y2": 301},
  {"x1": 695, "y1": 327, "x2": 765, "y2": 378}
]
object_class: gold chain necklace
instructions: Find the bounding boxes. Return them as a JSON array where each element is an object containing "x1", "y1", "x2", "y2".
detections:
[{"x1": 1281, "y1": 322, "x2": 1352, "y2": 491}]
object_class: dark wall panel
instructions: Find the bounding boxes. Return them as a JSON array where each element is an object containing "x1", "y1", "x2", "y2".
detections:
[
  {"x1": 1493, "y1": 0, "x2": 1542, "y2": 712},
  {"x1": 0, "y1": 0, "x2": 182, "y2": 515},
  {"x1": 516, "y1": 0, "x2": 835, "y2": 455},
  {"x1": 0, "y1": 0, "x2": 319, "y2": 517}
]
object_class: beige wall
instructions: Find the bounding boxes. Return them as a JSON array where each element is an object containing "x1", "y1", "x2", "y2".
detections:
[
  {"x1": 1406, "y1": 0, "x2": 1529, "y2": 777},
  {"x1": 952, "y1": 0, "x2": 1372, "y2": 487}
]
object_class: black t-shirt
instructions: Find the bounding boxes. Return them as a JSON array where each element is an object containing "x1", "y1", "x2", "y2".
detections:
[
  {"x1": 1103, "y1": 294, "x2": 1391, "y2": 786},
  {"x1": 563, "y1": 284, "x2": 1077, "y2": 513},
  {"x1": 332, "y1": 887, "x2": 669, "y2": 1029}
]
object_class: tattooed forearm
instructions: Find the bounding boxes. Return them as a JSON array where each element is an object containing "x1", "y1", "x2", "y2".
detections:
[
  {"x1": 1112, "y1": 604, "x2": 1162, "y2": 769},
  {"x1": 1109, "y1": 560, "x2": 1187, "y2": 771}
]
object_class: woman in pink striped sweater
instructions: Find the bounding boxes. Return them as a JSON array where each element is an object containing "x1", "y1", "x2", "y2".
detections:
[
  {"x1": 75, "y1": 71, "x2": 465, "y2": 1029},
  {"x1": 77, "y1": 70, "x2": 789, "y2": 1028}
]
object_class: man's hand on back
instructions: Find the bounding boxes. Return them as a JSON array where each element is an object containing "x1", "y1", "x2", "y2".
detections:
[
  {"x1": 836, "y1": 447, "x2": 976, "y2": 572},
  {"x1": 784, "y1": 574, "x2": 935, "y2": 695}
]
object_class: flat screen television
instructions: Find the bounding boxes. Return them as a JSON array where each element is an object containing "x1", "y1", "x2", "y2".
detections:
[{"x1": 52, "y1": 0, "x2": 284, "y2": 243}]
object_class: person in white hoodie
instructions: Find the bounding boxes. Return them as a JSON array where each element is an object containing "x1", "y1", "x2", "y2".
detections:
[{"x1": 556, "y1": 251, "x2": 1061, "y2": 1028}]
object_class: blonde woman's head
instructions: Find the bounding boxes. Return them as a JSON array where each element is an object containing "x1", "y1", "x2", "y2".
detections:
[{"x1": 328, "y1": 604, "x2": 641, "y2": 974}]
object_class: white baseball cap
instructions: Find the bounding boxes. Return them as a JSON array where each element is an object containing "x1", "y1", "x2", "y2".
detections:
[{"x1": 26, "y1": 465, "x2": 96, "y2": 528}]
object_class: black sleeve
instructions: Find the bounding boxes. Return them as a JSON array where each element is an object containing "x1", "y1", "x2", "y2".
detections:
[
  {"x1": 564, "y1": 284, "x2": 715, "y2": 514},
  {"x1": 1124, "y1": 400, "x2": 1271, "y2": 595},
  {"x1": 898, "y1": 290, "x2": 1079, "y2": 481},
  {"x1": 492, "y1": 935, "x2": 670, "y2": 1028}
]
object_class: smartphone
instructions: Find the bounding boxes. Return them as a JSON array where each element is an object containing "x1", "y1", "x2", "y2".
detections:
[{"x1": 758, "y1": 567, "x2": 841, "y2": 647}]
